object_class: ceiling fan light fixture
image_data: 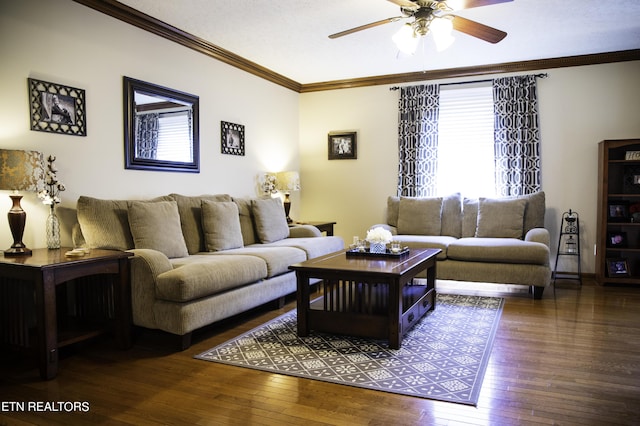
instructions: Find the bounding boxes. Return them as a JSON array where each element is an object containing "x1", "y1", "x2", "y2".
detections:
[
  {"x1": 392, "y1": 23, "x2": 419, "y2": 55},
  {"x1": 431, "y1": 16, "x2": 455, "y2": 51}
]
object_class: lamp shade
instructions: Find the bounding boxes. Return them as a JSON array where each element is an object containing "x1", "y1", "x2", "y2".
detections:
[
  {"x1": 276, "y1": 171, "x2": 300, "y2": 193},
  {"x1": 0, "y1": 149, "x2": 44, "y2": 192}
]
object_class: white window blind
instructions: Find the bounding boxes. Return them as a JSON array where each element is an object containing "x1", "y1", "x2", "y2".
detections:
[
  {"x1": 156, "y1": 110, "x2": 193, "y2": 162},
  {"x1": 436, "y1": 83, "x2": 496, "y2": 198}
]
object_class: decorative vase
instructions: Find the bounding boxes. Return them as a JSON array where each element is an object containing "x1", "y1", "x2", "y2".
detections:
[
  {"x1": 46, "y1": 205, "x2": 61, "y2": 249},
  {"x1": 369, "y1": 241, "x2": 387, "y2": 254}
]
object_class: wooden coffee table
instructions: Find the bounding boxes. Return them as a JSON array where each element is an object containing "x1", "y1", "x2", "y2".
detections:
[{"x1": 290, "y1": 248, "x2": 440, "y2": 349}]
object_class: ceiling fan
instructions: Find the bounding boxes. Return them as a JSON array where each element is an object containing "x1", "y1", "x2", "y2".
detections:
[{"x1": 329, "y1": 0, "x2": 511, "y2": 46}]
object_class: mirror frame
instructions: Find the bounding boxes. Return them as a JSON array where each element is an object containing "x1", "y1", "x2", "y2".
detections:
[{"x1": 123, "y1": 76, "x2": 200, "y2": 173}]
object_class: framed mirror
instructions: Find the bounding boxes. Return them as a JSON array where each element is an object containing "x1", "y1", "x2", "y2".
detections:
[{"x1": 123, "y1": 77, "x2": 199, "y2": 172}]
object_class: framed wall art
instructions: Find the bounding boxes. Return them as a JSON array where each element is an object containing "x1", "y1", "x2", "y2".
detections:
[
  {"x1": 328, "y1": 131, "x2": 357, "y2": 160},
  {"x1": 221, "y1": 121, "x2": 245, "y2": 156},
  {"x1": 28, "y1": 78, "x2": 87, "y2": 136}
]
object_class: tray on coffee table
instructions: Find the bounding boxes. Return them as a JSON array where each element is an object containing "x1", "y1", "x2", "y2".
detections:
[{"x1": 345, "y1": 247, "x2": 410, "y2": 258}]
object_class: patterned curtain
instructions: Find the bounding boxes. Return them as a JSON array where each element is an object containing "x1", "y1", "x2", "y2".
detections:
[
  {"x1": 397, "y1": 84, "x2": 440, "y2": 197},
  {"x1": 135, "y1": 113, "x2": 160, "y2": 159},
  {"x1": 493, "y1": 76, "x2": 541, "y2": 196}
]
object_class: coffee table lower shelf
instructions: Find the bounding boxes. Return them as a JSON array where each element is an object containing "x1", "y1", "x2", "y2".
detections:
[{"x1": 308, "y1": 282, "x2": 435, "y2": 343}]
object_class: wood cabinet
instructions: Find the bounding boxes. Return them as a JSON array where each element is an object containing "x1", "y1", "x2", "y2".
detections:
[{"x1": 596, "y1": 139, "x2": 640, "y2": 285}]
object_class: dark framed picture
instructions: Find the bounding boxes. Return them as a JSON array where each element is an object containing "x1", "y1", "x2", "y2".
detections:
[
  {"x1": 28, "y1": 78, "x2": 86, "y2": 136},
  {"x1": 606, "y1": 258, "x2": 630, "y2": 277},
  {"x1": 608, "y1": 202, "x2": 629, "y2": 222},
  {"x1": 328, "y1": 131, "x2": 357, "y2": 160},
  {"x1": 607, "y1": 231, "x2": 628, "y2": 248},
  {"x1": 221, "y1": 121, "x2": 245, "y2": 156}
]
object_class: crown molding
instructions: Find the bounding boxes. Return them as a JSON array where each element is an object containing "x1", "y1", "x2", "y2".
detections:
[
  {"x1": 300, "y1": 49, "x2": 640, "y2": 92},
  {"x1": 72, "y1": 0, "x2": 302, "y2": 92},
  {"x1": 73, "y1": 1, "x2": 639, "y2": 94}
]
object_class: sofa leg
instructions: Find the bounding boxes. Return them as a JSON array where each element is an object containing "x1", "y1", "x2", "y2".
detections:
[
  {"x1": 179, "y1": 332, "x2": 192, "y2": 351},
  {"x1": 275, "y1": 296, "x2": 285, "y2": 309},
  {"x1": 532, "y1": 286, "x2": 544, "y2": 300}
]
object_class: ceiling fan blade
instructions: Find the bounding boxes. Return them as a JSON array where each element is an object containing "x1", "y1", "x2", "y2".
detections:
[
  {"x1": 329, "y1": 17, "x2": 401, "y2": 39},
  {"x1": 448, "y1": 0, "x2": 513, "y2": 9},
  {"x1": 451, "y1": 15, "x2": 507, "y2": 43},
  {"x1": 387, "y1": 0, "x2": 419, "y2": 8}
]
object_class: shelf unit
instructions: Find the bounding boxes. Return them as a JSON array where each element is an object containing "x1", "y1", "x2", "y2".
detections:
[
  {"x1": 553, "y1": 210, "x2": 581, "y2": 286},
  {"x1": 596, "y1": 139, "x2": 640, "y2": 286}
]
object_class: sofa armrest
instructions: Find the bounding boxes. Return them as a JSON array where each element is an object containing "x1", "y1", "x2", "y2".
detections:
[
  {"x1": 289, "y1": 225, "x2": 322, "y2": 238},
  {"x1": 369, "y1": 224, "x2": 398, "y2": 235},
  {"x1": 525, "y1": 227, "x2": 550, "y2": 247},
  {"x1": 128, "y1": 248, "x2": 174, "y2": 329}
]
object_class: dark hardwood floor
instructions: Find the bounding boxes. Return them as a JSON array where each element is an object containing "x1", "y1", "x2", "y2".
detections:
[{"x1": 1, "y1": 278, "x2": 639, "y2": 425}]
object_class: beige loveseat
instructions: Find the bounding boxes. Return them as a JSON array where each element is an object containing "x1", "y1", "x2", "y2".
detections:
[
  {"x1": 371, "y1": 192, "x2": 550, "y2": 299},
  {"x1": 72, "y1": 194, "x2": 344, "y2": 349}
]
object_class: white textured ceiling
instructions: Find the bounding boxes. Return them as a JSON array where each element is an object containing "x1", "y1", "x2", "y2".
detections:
[{"x1": 117, "y1": 0, "x2": 640, "y2": 84}]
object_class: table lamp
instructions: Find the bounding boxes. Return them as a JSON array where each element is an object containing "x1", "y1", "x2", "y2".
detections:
[
  {"x1": 276, "y1": 171, "x2": 300, "y2": 223},
  {"x1": 0, "y1": 149, "x2": 44, "y2": 256}
]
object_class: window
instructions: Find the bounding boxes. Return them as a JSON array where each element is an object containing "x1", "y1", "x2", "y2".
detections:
[{"x1": 436, "y1": 83, "x2": 496, "y2": 198}]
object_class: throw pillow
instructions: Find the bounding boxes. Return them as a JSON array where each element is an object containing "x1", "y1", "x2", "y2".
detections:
[
  {"x1": 475, "y1": 197, "x2": 527, "y2": 239},
  {"x1": 127, "y1": 200, "x2": 189, "y2": 258},
  {"x1": 201, "y1": 200, "x2": 244, "y2": 251},
  {"x1": 169, "y1": 193, "x2": 233, "y2": 254},
  {"x1": 77, "y1": 196, "x2": 133, "y2": 250},
  {"x1": 251, "y1": 197, "x2": 290, "y2": 243},
  {"x1": 397, "y1": 197, "x2": 443, "y2": 235}
]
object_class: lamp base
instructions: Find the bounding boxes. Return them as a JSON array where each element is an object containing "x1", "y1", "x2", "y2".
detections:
[
  {"x1": 4, "y1": 194, "x2": 32, "y2": 257},
  {"x1": 4, "y1": 246, "x2": 32, "y2": 257},
  {"x1": 283, "y1": 193, "x2": 293, "y2": 224}
]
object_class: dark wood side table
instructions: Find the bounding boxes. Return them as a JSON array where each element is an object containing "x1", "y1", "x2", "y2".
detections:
[
  {"x1": 295, "y1": 221, "x2": 336, "y2": 236},
  {"x1": 0, "y1": 248, "x2": 133, "y2": 380}
]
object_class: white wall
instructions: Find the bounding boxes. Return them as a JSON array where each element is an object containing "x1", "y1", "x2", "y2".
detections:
[
  {"x1": 300, "y1": 61, "x2": 640, "y2": 274},
  {"x1": 0, "y1": 0, "x2": 300, "y2": 249},
  {"x1": 2, "y1": 0, "x2": 639, "y2": 275}
]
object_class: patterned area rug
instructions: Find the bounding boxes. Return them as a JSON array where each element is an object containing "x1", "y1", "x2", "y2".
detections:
[{"x1": 195, "y1": 293, "x2": 504, "y2": 405}]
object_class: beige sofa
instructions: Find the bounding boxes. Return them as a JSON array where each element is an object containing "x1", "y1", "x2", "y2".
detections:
[
  {"x1": 72, "y1": 194, "x2": 344, "y2": 349},
  {"x1": 371, "y1": 192, "x2": 551, "y2": 299}
]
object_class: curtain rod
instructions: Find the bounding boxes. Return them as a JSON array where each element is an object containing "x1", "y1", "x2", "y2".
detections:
[{"x1": 389, "y1": 73, "x2": 548, "y2": 91}]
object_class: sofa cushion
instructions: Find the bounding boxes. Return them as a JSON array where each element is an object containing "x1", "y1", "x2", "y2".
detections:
[
  {"x1": 77, "y1": 195, "x2": 171, "y2": 250},
  {"x1": 387, "y1": 196, "x2": 399, "y2": 227},
  {"x1": 169, "y1": 193, "x2": 233, "y2": 254},
  {"x1": 476, "y1": 197, "x2": 527, "y2": 238},
  {"x1": 448, "y1": 237, "x2": 549, "y2": 265},
  {"x1": 518, "y1": 191, "x2": 546, "y2": 234},
  {"x1": 462, "y1": 192, "x2": 546, "y2": 238},
  {"x1": 157, "y1": 255, "x2": 268, "y2": 302},
  {"x1": 252, "y1": 197, "x2": 290, "y2": 243},
  {"x1": 128, "y1": 200, "x2": 189, "y2": 258},
  {"x1": 397, "y1": 197, "x2": 443, "y2": 235},
  {"x1": 201, "y1": 200, "x2": 244, "y2": 252},
  {"x1": 462, "y1": 197, "x2": 479, "y2": 238},
  {"x1": 213, "y1": 246, "x2": 306, "y2": 277},
  {"x1": 441, "y1": 193, "x2": 462, "y2": 238},
  {"x1": 257, "y1": 236, "x2": 345, "y2": 259},
  {"x1": 232, "y1": 197, "x2": 257, "y2": 246},
  {"x1": 387, "y1": 235, "x2": 456, "y2": 260}
]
